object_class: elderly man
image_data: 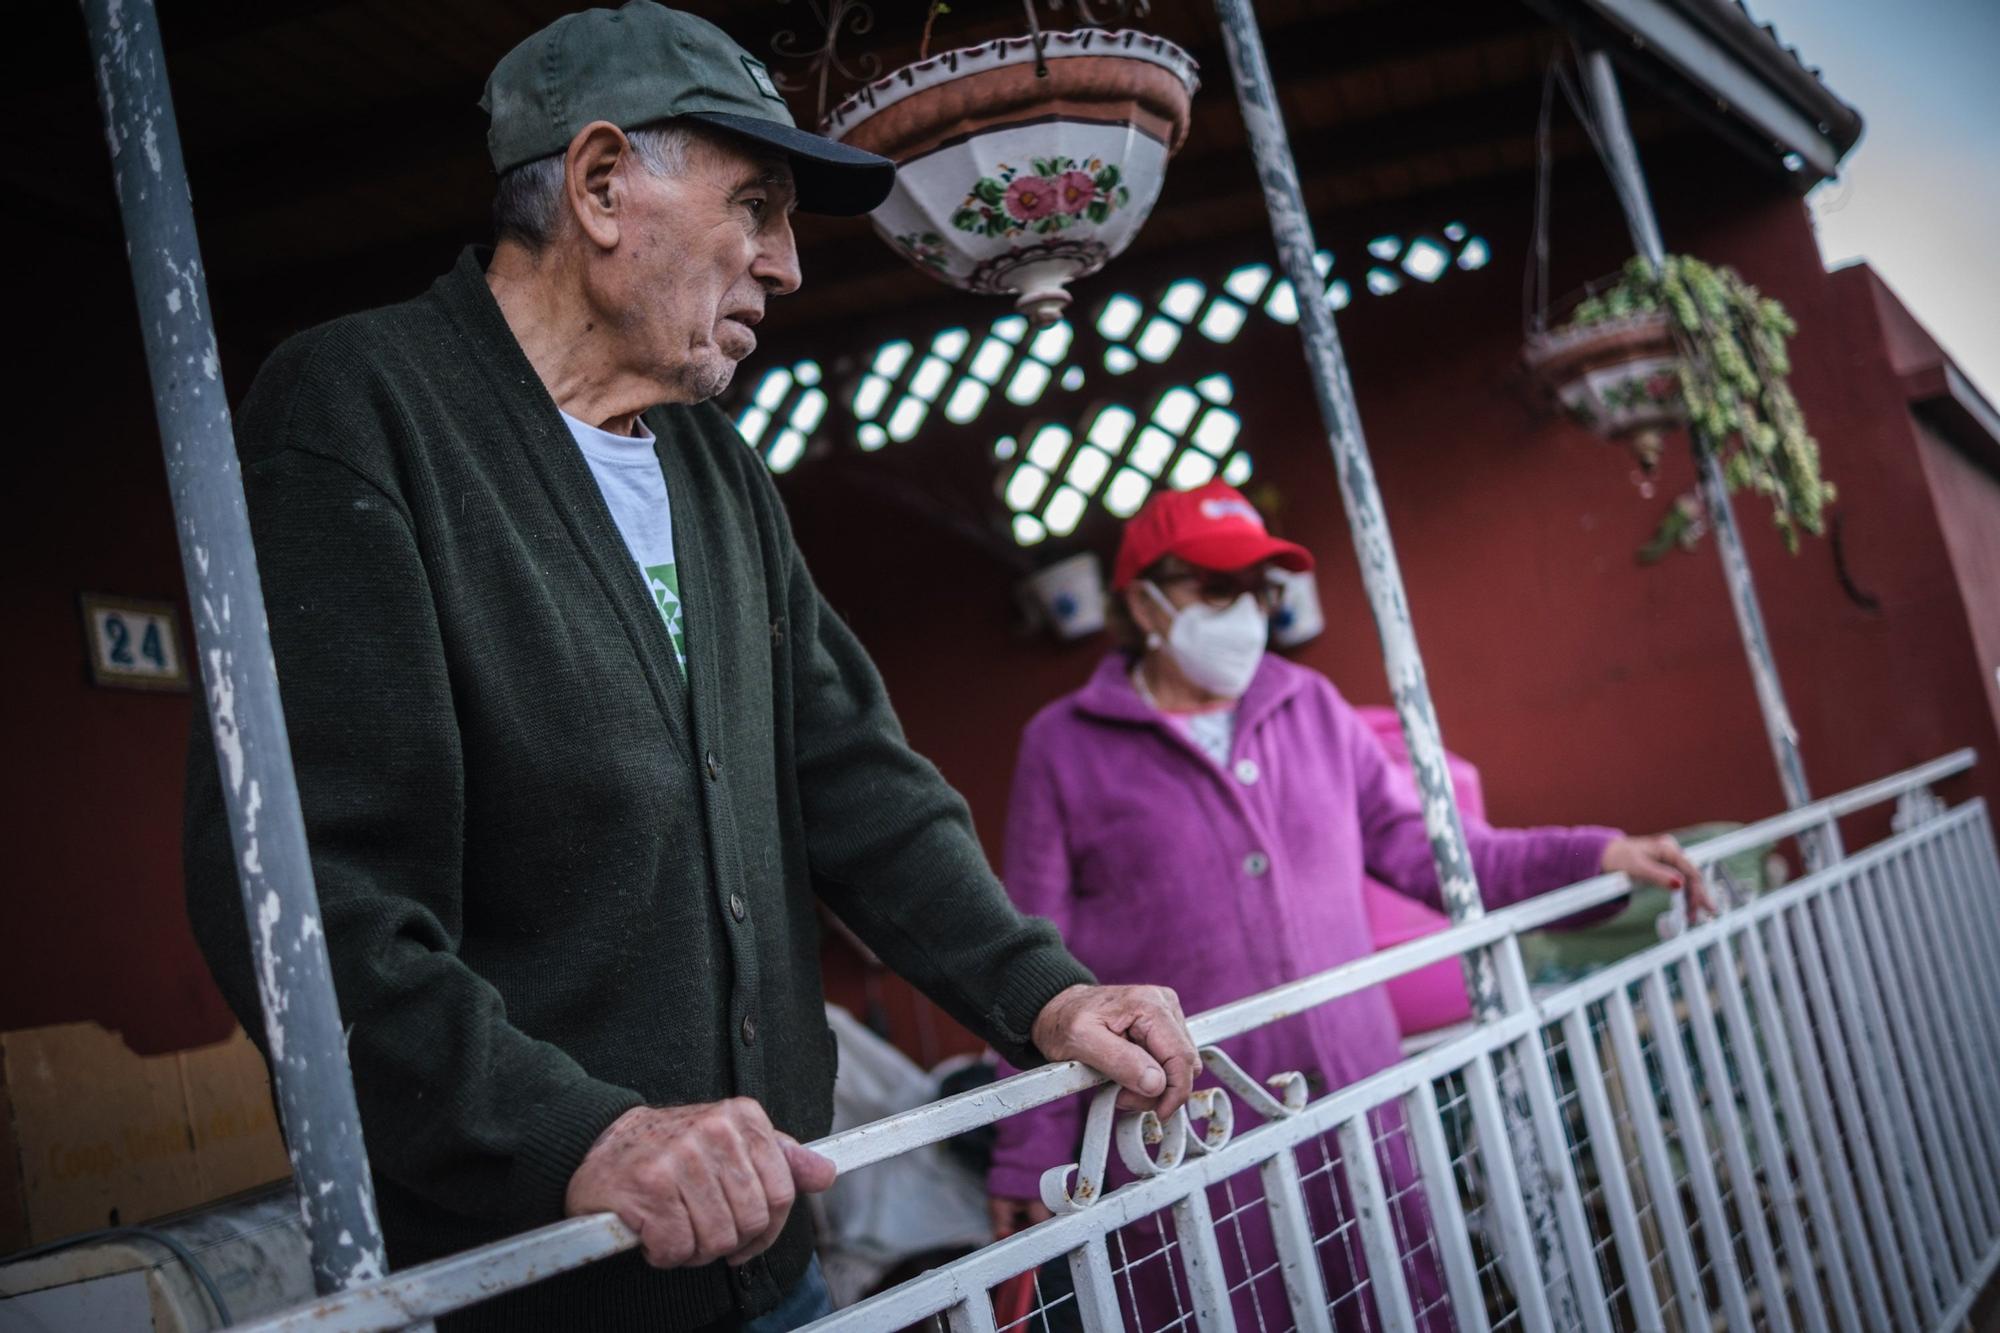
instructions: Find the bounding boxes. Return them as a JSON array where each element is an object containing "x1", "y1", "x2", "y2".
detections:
[{"x1": 182, "y1": 6, "x2": 1197, "y2": 1330}]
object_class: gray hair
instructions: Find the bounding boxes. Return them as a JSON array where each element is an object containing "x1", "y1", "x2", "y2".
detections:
[{"x1": 492, "y1": 122, "x2": 699, "y2": 253}]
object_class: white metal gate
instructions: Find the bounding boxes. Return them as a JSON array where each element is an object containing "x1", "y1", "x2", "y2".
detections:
[{"x1": 233, "y1": 750, "x2": 2000, "y2": 1333}]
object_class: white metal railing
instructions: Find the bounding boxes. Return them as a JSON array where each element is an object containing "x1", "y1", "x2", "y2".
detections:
[{"x1": 233, "y1": 750, "x2": 2000, "y2": 1332}]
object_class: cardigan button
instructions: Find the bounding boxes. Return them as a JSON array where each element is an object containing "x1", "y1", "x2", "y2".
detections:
[
  {"x1": 741, "y1": 1014, "x2": 757, "y2": 1046},
  {"x1": 729, "y1": 893, "x2": 747, "y2": 922},
  {"x1": 1243, "y1": 851, "x2": 1270, "y2": 878},
  {"x1": 1233, "y1": 758, "x2": 1260, "y2": 785},
  {"x1": 705, "y1": 750, "x2": 721, "y2": 781}
]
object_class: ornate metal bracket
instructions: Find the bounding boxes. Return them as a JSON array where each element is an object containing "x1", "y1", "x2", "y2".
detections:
[
  {"x1": 770, "y1": 0, "x2": 880, "y2": 124},
  {"x1": 1042, "y1": 0, "x2": 1152, "y2": 22},
  {"x1": 1039, "y1": 1046, "x2": 1305, "y2": 1213}
]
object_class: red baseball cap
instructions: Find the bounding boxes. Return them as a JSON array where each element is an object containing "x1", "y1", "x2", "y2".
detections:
[{"x1": 1111, "y1": 480, "x2": 1314, "y2": 590}]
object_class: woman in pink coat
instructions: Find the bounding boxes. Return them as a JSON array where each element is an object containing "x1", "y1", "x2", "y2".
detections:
[{"x1": 987, "y1": 480, "x2": 1707, "y2": 1330}]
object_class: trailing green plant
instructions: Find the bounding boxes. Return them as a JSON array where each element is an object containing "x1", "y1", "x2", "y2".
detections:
[{"x1": 1566, "y1": 255, "x2": 1835, "y2": 560}]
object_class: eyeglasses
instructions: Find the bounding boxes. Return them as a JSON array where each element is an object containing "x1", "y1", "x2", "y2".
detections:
[{"x1": 1153, "y1": 571, "x2": 1285, "y2": 612}]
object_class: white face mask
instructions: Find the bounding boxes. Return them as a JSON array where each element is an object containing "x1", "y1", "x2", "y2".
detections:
[{"x1": 1143, "y1": 582, "x2": 1268, "y2": 699}]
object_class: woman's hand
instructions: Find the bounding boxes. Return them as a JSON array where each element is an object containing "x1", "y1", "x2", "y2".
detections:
[
  {"x1": 989, "y1": 1195, "x2": 1055, "y2": 1239},
  {"x1": 1602, "y1": 834, "x2": 1714, "y2": 919}
]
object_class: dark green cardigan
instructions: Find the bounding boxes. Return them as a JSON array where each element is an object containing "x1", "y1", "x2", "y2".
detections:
[{"x1": 184, "y1": 248, "x2": 1093, "y2": 1330}]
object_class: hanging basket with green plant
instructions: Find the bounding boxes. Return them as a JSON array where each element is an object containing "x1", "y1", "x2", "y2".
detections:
[{"x1": 1527, "y1": 255, "x2": 1835, "y2": 562}]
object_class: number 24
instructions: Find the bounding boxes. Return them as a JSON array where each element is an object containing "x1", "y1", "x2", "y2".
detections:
[{"x1": 106, "y1": 614, "x2": 168, "y2": 670}]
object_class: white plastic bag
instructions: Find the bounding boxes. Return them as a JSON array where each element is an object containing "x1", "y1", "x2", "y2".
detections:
[{"x1": 811, "y1": 1006, "x2": 994, "y2": 1307}]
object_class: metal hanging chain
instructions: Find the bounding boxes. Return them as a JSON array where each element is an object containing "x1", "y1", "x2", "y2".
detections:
[
  {"x1": 1557, "y1": 42, "x2": 1667, "y2": 275},
  {"x1": 1021, "y1": 0, "x2": 1050, "y2": 77},
  {"x1": 1524, "y1": 58, "x2": 1559, "y2": 336},
  {"x1": 1556, "y1": 43, "x2": 1612, "y2": 158},
  {"x1": 1524, "y1": 49, "x2": 1622, "y2": 336},
  {"x1": 1043, "y1": 0, "x2": 1152, "y2": 23}
]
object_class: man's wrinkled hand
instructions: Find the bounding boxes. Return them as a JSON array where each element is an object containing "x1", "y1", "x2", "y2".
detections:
[
  {"x1": 1603, "y1": 833, "x2": 1714, "y2": 920},
  {"x1": 565, "y1": 1100, "x2": 836, "y2": 1269},
  {"x1": 1031, "y1": 983, "x2": 1200, "y2": 1119}
]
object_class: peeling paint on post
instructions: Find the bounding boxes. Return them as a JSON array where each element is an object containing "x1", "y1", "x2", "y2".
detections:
[
  {"x1": 78, "y1": 0, "x2": 390, "y2": 1298},
  {"x1": 1210, "y1": 1, "x2": 1581, "y2": 1322},
  {"x1": 1582, "y1": 52, "x2": 1836, "y2": 869}
]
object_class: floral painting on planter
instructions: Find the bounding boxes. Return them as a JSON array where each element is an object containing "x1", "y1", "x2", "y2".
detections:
[
  {"x1": 951, "y1": 157, "x2": 1131, "y2": 240},
  {"x1": 893, "y1": 230, "x2": 951, "y2": 274},
  {"x1": 1581, "y1": 363, "x2": 1685, "y2": 426}
]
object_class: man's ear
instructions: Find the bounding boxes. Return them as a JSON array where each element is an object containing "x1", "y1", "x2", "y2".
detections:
[{"x1": 565, "y1": 121, "x2": 629, "y2": 252}]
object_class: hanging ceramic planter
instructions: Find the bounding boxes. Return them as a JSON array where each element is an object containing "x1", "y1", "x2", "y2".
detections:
[
  {"x1": 1523, "y1": 311, "x2": 1685, "y2": 447},
  {"x1": 1525, "y1": 256, "x2": 1833, "y2": 558},
  {"x1": 823, "y1": 28, "x2": 1198, "y2": 327}
]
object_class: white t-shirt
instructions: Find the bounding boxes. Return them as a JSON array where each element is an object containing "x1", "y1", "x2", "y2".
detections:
[
  {"x1": 1177, "y1": 708, "x2": 1237, "y2": 768},
  {"x1": 1130, "y1": 667, "x2": 1236, "y2": 767},
  {"x1": 562, "y1": 410, "x2": 687, "y2": 674}
]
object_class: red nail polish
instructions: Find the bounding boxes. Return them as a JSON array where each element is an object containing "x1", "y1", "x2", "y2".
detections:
[{"x1": 1670, "y1": 876, "x2": 1683, "y2": 889}]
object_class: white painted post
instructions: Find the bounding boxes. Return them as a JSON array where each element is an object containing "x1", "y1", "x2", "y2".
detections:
[
  {"x1": 75, "y1": 0, "x2": 399, "y2": 1309},
  {"x1": 1209, "y1": 2, "x2": 1581, "y2": 1318}
]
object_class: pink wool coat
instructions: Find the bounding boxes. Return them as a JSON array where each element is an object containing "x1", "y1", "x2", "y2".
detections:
[{"x1": 989, "y1": 653, "x2": 1620, "y2": 1200}]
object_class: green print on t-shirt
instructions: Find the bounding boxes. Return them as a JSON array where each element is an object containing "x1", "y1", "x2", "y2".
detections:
[{"x1": 645, "y1": 561, "x2": 686, "y2": 672}]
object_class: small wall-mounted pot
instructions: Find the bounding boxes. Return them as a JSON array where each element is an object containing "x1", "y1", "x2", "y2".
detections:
[
  {"x1": 1270, "y1": 568, "x2": 1323, "y2": 649},
  {"x1": 1023, "y1": 552, "x2": 1106, "y2": 641}
]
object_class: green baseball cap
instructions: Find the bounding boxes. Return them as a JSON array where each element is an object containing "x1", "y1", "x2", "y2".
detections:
[{"x1": 479, "y1": 1, "x2": 894, "y2": 216}]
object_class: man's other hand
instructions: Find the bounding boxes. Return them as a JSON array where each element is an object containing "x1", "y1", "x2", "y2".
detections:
[
  {"x1": 565, "y1": 1100, "x2": 837, "y2": 1268},
  {"x1": 1031, "y1": 984, "x2": 1200, "y2": 1119}
]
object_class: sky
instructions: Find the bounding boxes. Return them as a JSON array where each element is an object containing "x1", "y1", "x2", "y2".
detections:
[{"x1": 1741, "y1": 0, "x2": 2000, "y2": 402}]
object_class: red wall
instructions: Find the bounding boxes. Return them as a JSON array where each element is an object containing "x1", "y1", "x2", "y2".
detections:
[
  {"x1": 1915, "y1": 420, "x2": 2000, "y2": 739},
  {"x1": 1, "y1": 234, "x2": 238, "y2": 1055}
]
